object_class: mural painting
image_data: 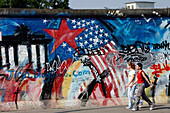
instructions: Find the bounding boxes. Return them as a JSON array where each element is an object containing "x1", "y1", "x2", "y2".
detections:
[{"x1": 0, "y1": 16, "x2": 169, "y2": 110}]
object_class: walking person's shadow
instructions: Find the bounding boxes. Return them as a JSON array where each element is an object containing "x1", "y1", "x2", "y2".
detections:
[{"x1": 139, "y1": 104, "x2": 170, "y2": 111}]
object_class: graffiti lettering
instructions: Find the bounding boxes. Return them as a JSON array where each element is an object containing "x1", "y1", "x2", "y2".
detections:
[
  {"x1": 45, "y1": 56, "x2": 71, "y2": 75},
  {"x1": 150, "y1": 60, "x2": 170, "y2": 76},
  {"x1": 46, "y1": 56, "x2": 61, "y2": 73},
  {"x1": 120, "y1": 40, "x2": 169, "y2": 56},
  {"x1": 6, "y1": 70, "x2": 14, "y2": 81},
  {"x1": 7, "y1": 70, "x2": 30, "y2": 81},
  {"x1": 118, "y1": 54, "x2": 147, "y2": 62},
  {"x1": 117, "y1": 40, "x2": 169, "y2": 63},
  {"x1": 6, "y1": 69, "x2": 66, "y2": 83},
  {"x1": 74, "y1": 47, "x2": 108, "y2": 57},
  {"x1": 5, "y1": 58, "x2": 73, "y2": 83},
  {"x1": 117, "y1": 41, "x2": 150, "y2": 62},
  {"x1": 120, "y1": 41, "x2": 150, "y2": 55},
  {"x1": 71, "y1": 70, "x2": 91, "y2": 77},
  {"x1": 164, "y1": 52, "x2": 170, "y2": 60},
  {"x1": 152, "y1": 40, "x2": 170, "y2": 50}
]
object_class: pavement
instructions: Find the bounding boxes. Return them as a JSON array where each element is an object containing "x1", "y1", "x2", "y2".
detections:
[{"x1": 2, "y1": 103, "x2": 170, "y2": 113}]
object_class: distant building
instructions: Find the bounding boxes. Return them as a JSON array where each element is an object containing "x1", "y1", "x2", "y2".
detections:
[{"x1": 125, "y1": 1, "x2": 155, "y2": 9}]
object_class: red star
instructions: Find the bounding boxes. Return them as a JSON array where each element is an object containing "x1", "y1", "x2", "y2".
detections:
[{"x1": 43, "y1": 19, "x2": 85, "y2": 53}]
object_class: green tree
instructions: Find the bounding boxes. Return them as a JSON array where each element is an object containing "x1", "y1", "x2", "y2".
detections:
[
  {"x1": 27, "y1": 0, "x2": 41, "y2": 8},
  {"x1": 43, "y1": 0, "x2": 70, "y2": 9},
  {"x1": 0, "y1": 0, "x2": 10, "y2": 8},
  {"x1": 0, "y1": 0, "x2": 70, "y2": 9},
  {"x1": 12, "y1": 0, "x2": 27, "y2": 8}
]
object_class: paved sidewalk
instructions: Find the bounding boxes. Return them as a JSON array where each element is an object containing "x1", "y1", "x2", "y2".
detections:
[{"x1": 3, "y1": 103, "x2": 170, "y2": 113}]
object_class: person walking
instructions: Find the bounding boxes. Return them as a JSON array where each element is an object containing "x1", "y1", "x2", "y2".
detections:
[
  {"x1": 130, "y1": 63, "x2": 154, "y2": 111},
  {"x1": 126, "y1": 62, "x2": 143, "y2": 109}
]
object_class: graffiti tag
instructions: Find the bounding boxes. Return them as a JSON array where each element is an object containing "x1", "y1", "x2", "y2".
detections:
[
  {"x1": 120, "y1": 41, "x2": 150, "y2": 55},
  {"x1": 152, "y1": 40, "x2": 170, "y2": 50},
  {"x1": 150, "y1": 60, "x2": 170, "y2": 76},
  {"x1": 117, "y1": 41, "x2": 150, "y2": 62},
  {"x1": 164, "y1": 52, "x2": 170, "y2": 60},
  {"x1": 117, "y1": 40, "x2": 169, "y2": 63},
  {"x1": 74, "y1": 47, "x2": 109, "y2": 57}
]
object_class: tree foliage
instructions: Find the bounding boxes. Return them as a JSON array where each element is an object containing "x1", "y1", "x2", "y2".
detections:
[{"x1": 0, "y1": 0, "x2": 70, "y2": 9}]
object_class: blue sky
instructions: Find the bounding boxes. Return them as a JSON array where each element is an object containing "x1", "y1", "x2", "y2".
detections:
[{"x1": 69, "y1": 0, "x2": 170, "y2": 9}]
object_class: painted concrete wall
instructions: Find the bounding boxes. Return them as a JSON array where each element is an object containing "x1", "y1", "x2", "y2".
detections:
[{"x1": 0, "y1": 8, "x2": 169, "y2": 111}]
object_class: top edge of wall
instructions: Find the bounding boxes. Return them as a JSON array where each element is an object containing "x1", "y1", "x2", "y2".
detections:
[{"x1": 0, "y1": 8, "x2": 169, "y2": 18}]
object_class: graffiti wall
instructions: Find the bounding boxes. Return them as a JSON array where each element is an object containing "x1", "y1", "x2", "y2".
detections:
[{"x1": 0, "y1": 13, "x2": 169, "y2": 109}]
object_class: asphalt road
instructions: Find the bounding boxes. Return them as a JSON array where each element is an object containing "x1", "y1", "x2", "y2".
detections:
[{"x1": 3, "y1": 104, "x2": 170, "y2": 113}]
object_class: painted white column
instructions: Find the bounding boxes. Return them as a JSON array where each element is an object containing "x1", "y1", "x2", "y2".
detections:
[
  {"x1": 40, "y1": 45, "x2": 45, "y2": 69},
  {"x1": 8, "y1": 46, "x2": 15, "y2": 69},
  {"x1": 1, "y1": 46, "x2": 6, "y2": 66},
  {"x1": 31, "y1": 45, "x2": 37, "y2": 69},
  {"x1": 18, "y1": 45, "x2": 28, "y2": 66}
]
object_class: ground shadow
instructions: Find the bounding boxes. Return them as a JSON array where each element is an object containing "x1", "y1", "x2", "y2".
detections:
[
  {"x1": 54, "y1": 104, "x2": 170, "y2": 113},
  {"x1": 54, "y1": 106, "x2": 122, "y2": 113},
  {"x1": 138, "y1": 104, "x2": 170, "y2": 111}
]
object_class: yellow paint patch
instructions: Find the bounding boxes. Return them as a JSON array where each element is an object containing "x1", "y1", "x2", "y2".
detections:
[
  {"x1": 162, "y1": 89, "x2": 166, "y2": 96},
  {"x1": 62, "y1": 60, "x2": 82, "y2": 98},
  {"x1": 37, "y1": 79, "x2": 42, "y2": 84}
]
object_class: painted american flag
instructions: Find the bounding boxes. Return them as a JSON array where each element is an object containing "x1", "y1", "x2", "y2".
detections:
[
  {"x1": 75, "y1": 41, "x2": 127, "y2": 105},
  {"x1": 44, "y1": 18, "x2": 127, "y2": 104},
  {"x1": 47, "y1": 18, "x2": 113, "y2": 61}
]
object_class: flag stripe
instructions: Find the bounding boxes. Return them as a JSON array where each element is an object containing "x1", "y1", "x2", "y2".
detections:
[
  {"x1": 100, "y1": 46, "x2": 120, "y2": 96},
  {"x1": 89, "y1": 42, "x2": 121, "y2": 102},
  {"x1": 92, "y1": 55, "x2": 110, "y2": 85},
  {"x1": 104, "y1": 45, "x2": 126, "y2": 91},
  {"x1": 91, "y1": 56, "x2": 103, "y2": 74}
]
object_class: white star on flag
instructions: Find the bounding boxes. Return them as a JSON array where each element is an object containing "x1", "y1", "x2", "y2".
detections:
[
  {"x1": 67, "y1": 47, "x2": 72, "y2": 52},
  {"x1": 90, "y1": 27, "x2": 94, "y2": 30},
  {"x1": 85, "y1": 29, "x2": 88, "y2": 32},
  {"x1": 105, "y1": 33, "x2": 109, "y2": 37},
  {"x1": 62, "y1": 43, "x2": 67, "y2": 48},
  {"x1": 89, "y1": 38, "x2": 93, "y2": 41},
  {"x1": 104, "y1": 39, "x2": 108, "y2": 43},
  {"x1": 84, "y1": 41, "x2": 88, "y2": 45},
  {"x1": 80, "y1": 42, "x2": 84, "y2": 48},
  {"x1": 71, "y1": 19, "x2": 76, "y2": 24},
  {"x1": 95, "y1": 31, "x2": 98, "y2": 34},
  {"x1": 89, "y1": 32, "x2": 93, "y2": 35},
  {"x1": 100, "y1": 29, "x2": 104, "y2": 33},
  {"x1": 85, "y1": 34, "x2": 88, "y2": 38},
  {"x1": 86, "y1": 22, "x2": 90, "y2": 25},
  {"x1": 82, "y1": 20, "x2": 85, "y2": 23},
  {"x1": 91, "y1": 20, "x2": 95, "y2": 24},
  {"x1": 82, "y1": 24, "x2": 85, "y2": 27},
  {"x1": 99, "y1": 34, "x2": 103, "y2": 37},
  {"x1": 89, "y1": 44, "x2": 93, "y2": 48},
  {"x1": 75, "y1": 37, "x2": 78, "y2": 40},
  {"x1": 43, "y1": 18, "x2": 48, "y2": 24},
  {"x1": 93, "y1": 38, "x2": 99, "y2": 43},
  {"x1": 95, "y1": 25, "x2": 99, "y2": 29},
  {"x1": 73, "y1": 25, "x2": 77, "y2": 28},
  {"x1": 77, "y1": 22, "x2": 81, "y2": 26},
  {"x1": 79, "y1": 37, "x2": 83, "y2": 40},
  {"x1": 100, "y1": 40, "x2": 103, "y2": 44}
]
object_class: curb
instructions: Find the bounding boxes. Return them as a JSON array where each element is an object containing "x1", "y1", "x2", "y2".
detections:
[{"x1": 0, "y1": 96, "x2": 168, "y2": 111}]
